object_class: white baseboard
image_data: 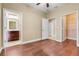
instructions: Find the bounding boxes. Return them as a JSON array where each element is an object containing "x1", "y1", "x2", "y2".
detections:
[
  {"x1": 22, "y1": 38, "x2": 41, "y2": 44},
  {"x1": 49, "y1": 38, "x2": 63, "y2": 42},
  {"x1": 3, "y1": 40, "x2": 22, "y2": 48},
  {"x1": 77, "y1": 43, "x2": 79, "y2": 47},
  {"x1": 42, "y1": 37, "x2": 49, "y2": 40},
  {"x1": 54, "y1": 39, "x2": 63, "y2": 42},
  {"x1": 49, "y1": 37, "x2": 63, "y2": 42},
  {"x1": 0, "y1": 48, "x2": 3, "y2": 53},
  {"x1": 77, "y1": 40, "x2": 79, "y2": 47},
  {"x1": 3, "y1": 38, "x2": 41, "y2": 48},
  {"x1": 67, "y1": 37, "x2": 76, "y2": 40}
]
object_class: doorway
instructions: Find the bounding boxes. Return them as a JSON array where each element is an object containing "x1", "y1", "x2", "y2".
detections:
[
  {"x1": 3, "y1": 9, "x2": 22, "y2": 48},
  {"x1": 62, "y1": 13, "x2": 76, "y2": 43}
]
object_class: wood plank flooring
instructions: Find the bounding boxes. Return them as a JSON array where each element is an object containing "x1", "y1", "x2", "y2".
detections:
[{"x1": 0, "y1": 39, "x2": 79, "y2": 56}]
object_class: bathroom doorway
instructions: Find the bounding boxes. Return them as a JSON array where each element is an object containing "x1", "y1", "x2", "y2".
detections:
[{"x1": 3, "y1": 9, "x2": 23, "y2": 48}]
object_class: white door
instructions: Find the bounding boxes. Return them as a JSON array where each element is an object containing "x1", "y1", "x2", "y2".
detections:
[
  {"x1": 42, "y1": 18, "x2": 49, "y2": 39},
  {"x1": 3, "y1": 9, "x2": 22, "y2": 48},
  {"x1": 50, "y1": 19, "x2": 55, "y2": 38}
]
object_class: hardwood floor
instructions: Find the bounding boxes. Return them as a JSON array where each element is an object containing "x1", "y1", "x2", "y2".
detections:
[{"x1": 0, "y1": 39, "x2": 79, "y2": 56}]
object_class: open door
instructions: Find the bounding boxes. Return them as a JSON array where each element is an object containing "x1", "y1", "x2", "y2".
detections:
[{"x1": 42, "y1": 18, "x2": 49, "y2": 40}]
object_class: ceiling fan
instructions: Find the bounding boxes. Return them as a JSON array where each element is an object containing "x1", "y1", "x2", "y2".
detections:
[{"x1": 36, "y1": 3, "x2": 49, "y2": 8}]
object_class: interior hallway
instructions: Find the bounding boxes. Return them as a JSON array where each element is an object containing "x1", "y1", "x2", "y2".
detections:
[{"x1": 0, "y1": 39, "x2": 79, "y2": 56}]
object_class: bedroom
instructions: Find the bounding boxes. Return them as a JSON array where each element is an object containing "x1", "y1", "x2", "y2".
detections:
[{"x1": 0, "y1": 3, "x2": 79, "y2": 56}]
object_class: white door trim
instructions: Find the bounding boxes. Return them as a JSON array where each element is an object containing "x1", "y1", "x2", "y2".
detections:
[{"x1": 76, "y1": 9, "x2": 79, "y2": 47}]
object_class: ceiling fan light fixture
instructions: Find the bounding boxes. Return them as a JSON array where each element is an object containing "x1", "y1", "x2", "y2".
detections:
[
  {"x1": 47, "y1": 3, "x2": 49, "y2": 8},
  {"x1": 36, "y1": 3, "x2": 50, "y2": 8},
  {"x1": 36, "y1": 3, "x2": 40, "y2": 5}
]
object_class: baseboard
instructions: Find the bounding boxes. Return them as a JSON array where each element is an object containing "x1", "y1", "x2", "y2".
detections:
[
  {"x1": 49, "y1": 38, "x2": 63, "y2": 42},
  {"x1": 76, "y1": 40, "x2": 79, "y2": 47},
  {"x1": 2, "y1": 38, "x2": 41, "y2": 48},
  {"x1": 77, "y1": 43, "x2": 79, "y2": 47},
  {"x1": 67, "y1": 37, "x2": 76, "y2": 40},
  {"x1": 54, "y1": 39, "x2": 63, "y2": 42},
  {"x1": 0, "y1": 48, "x2": 3, "y2": 54},
  {"x1": 49, "y1": 37, "x2": 63, "y2": 42},
  {"x1": 4, "y1": 41, "x2": 22, "y2": 48},
  {"x1": 22, "y1": 38, "x2": 41, "y2": 44},
  {"x1": 42, "y1": 37, "x2": 50, "y2": 40}
]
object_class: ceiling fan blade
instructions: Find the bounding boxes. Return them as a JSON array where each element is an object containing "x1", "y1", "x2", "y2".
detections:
[
  {"x1": 36, "y1": 3, "x2": 40, "y2": 5},
  {"x1": 47, "y1": 3, "x2": 49, "y2": 8}
]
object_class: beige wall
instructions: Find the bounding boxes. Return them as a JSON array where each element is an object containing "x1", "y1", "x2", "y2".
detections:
[
  {"x1": 2, "y1": 3, "x2": 45, "y2": 42},
  {"x1": 48, "y1": 4, "x2": 79, "y2": 18}
]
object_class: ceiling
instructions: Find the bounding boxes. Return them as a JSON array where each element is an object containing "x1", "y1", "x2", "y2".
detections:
[{"x1": 27, "y1": 3, "x2": 64, "y2": 13}]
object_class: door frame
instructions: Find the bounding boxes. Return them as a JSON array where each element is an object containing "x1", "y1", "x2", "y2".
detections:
[
  {"x1": 76, "y1": 9, "x2": 79, "y2": 47},
  {"x1": 62, "y1": 11, "x2": 78, "y2": 46},
  {"x1": 3, "y1": 8, "x2": 23, "y2": 48}
]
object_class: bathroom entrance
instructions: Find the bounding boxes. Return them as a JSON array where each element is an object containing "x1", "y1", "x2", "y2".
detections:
[{"x1": 3, "y1": 9, "x2": 22, "y2": 48}]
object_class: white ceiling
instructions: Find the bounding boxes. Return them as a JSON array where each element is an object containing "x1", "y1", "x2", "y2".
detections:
[{"x1": 27, "y1": 3, "x2": 64, "y2": 13}]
